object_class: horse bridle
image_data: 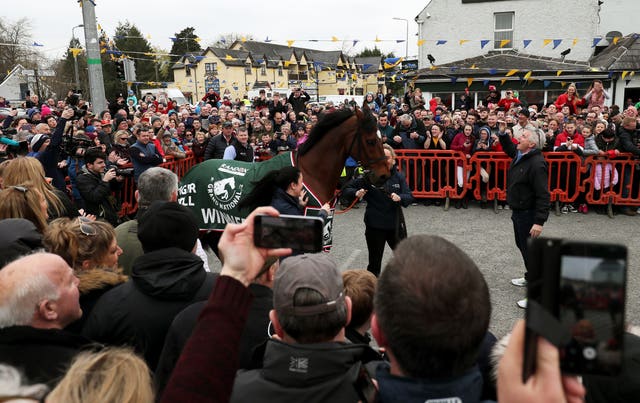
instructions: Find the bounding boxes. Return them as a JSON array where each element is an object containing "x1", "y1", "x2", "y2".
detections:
[{"x1": 346, "y1": 126, "x2": 388, "y2": 170}]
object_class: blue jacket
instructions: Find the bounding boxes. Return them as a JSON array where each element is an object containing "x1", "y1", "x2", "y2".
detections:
[
  {"x1": 129, "y1": 141, "x2": 162, "y2": 181},
  {"x1": 343, "y1": 166, "x2": 413, "y2": 230}
]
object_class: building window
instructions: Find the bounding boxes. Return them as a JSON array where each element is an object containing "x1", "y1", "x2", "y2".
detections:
[
  {"x1": 245, "y1": 64, "x2": 252, "y2": 75},
  {"x1": 494, "y1": 12, "x2": 514, "y2": 49},
  {"x1": 205, "y1": 62, "x2": 217, "y2": 74},
  {"x1": 261, "y1": 64, "x2": 267, "y2": 76},
  {"x1": 278, "y1": 66, "x2": 283, "y2": 76},
  {"x1": 185, "y1": 65, "x2": 191, "y2": 77}
]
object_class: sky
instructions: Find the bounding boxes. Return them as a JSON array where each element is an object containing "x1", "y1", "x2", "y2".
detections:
[{"x1": 2, "y1": 0, "x2": 428, "y2": 62}]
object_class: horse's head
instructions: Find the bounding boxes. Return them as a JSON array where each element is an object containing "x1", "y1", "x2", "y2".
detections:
[{"x1": 352, "y1": 107, "x2": 390, "y2": 185}]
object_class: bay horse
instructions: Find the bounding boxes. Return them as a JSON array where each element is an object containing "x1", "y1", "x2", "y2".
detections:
[{"x1": 178, "y1": 107, "x2": 389, "y2": 254}]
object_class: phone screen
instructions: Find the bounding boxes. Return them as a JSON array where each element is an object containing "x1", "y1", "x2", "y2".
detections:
[
  {"x1": 558, "y1": 245, "x2": 626, "y2": 375},
  {"x1": 253, "y1": 214, "x2": 323, "y2": 253}
]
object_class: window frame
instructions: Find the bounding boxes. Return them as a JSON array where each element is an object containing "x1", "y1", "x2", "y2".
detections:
[{"x1": 493, "y1": 11, "x2": 514, "y2": 50}]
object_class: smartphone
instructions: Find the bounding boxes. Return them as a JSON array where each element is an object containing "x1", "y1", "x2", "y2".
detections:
[
  {"x1": 524, "y1": 238, "x2": 627, "y2": 380},
  {"x1": 253, "y1": 214, "x2": 323, "y2": 253}
]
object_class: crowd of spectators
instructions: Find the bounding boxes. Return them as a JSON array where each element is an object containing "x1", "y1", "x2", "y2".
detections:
[{"x1": 0, "y1": 82, "x2": 639, "y2": 401}]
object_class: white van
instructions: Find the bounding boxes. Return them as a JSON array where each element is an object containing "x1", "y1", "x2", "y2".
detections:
[{"x1": 139, "y1": 88, "x2": 189, "y2": 106}]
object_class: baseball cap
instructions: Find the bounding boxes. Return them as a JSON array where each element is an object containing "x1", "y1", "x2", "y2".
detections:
[{"x1": 273, "y1": 254, "x2": 345, "y2": 317}]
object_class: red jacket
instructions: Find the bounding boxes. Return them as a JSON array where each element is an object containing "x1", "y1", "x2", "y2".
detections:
[
  {"x1": 554, "y1": 131, "x2": 585, "y2": 149},
  {"x1": 554, "y1": 93, "x2": 585, "y2": 115},
  {"x1": 497, "y1": 97, "x2": 521, "y2": 111}
]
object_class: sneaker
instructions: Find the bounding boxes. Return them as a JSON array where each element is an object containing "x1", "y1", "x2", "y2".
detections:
[
  {"x1": 567, "y1": 204, "x2": 578, "y2": 213},
  {"x1": 579, "y1": 203, "x2": 588, "y2": 214},
  {"x1": 517, "y1": 298, "x2": 528, "y2": 309},
  {"x1": 411, "y1": 202, "x2": 418, "y2": 206},
  {"x1": 498, "y1": 205, "x2": 504, "y2": 210},
  {"x1": 511, "y1": 277, "x2": 527, "y2": 287},
  {"x1": 480, "y1": 168, "x2": 490, "y2": 183},
  {"x1": 561, "y1": 205, "x2": 569, "y2": 214},
  {"x1": 504, "y1": 205, "x2": 510, "y2": 210}
]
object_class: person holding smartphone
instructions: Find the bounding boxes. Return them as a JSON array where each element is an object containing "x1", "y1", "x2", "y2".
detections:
[{"x1": 498, "y1": 122, "x2": 550, "y2": 308}]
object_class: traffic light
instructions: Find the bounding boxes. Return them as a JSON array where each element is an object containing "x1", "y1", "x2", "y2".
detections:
[{"x1": 115, "y1": 60, "x2": 125, "y2": 81}]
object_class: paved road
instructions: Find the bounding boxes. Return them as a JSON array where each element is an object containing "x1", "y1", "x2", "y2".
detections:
[{"x1": 208, "y1": 201, "x2": 640, "y2": 339}]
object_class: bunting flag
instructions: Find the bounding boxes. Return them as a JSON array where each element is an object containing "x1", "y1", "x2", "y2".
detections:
[
  {"x1": 470, "y1": 64, "x2": 477, "y2": 69},
  {"x1": 220, "y1": 38, "x2": 227, "y2": 44},
  {"x1": 375, "y1": 36, "x2": 381, "y2": 43},
  {"x1": 480, "y1": 40, "x2": 490, "y2": 49},
  {"x1": 483, "y1": 79, "x2": 490, "y2": 86},
  {"x1": 351, "y1": 73, "x2": 358, "y2": 80},
  {"x1": 560, "y1": 82, "x2": 567, "y2": 87},
  {"x1": 506, "y1": 69, "x2": 519, "y2": 77},
  {"x1": 523, "y1": 39, "x2": 532, "y2": 48},
  {"x1": 613, "y1": 37, "x2": 620, "y2": 45},
  {"x1": 543, "y1": 80, "x2": 551, "y2": 88},
  {"x1": 592, "y1": 37, "x2": 602, "y2": 47},
  {"x1": 430, "y1": 65, "x2": 437, "y2": 70},
  {"x1": 556, "y1": 70, "x2": 563, "y2": 76},
  {"x1": 542, "y1": 39, "x2": 552, "y2": 47},
  {"x1": 488, "y1": 68, "x2": 497, "y2": 75},
  {"x1": 436, "y1": 40, "x2": 447, "y2": 45},
  {"x1": 631, "y1": 71, "x2": 636, "y2": 77},
  {"x1": 459, "y1": 39, "x2": 470, "y2": 45},
  {"x1": 417, "y1": 39, "x2": 425, "y2": 46},
  {"x1": 622, "y1": 71, "x2": 629, "y2": 80},
  {"x1": 146, "y1": 34, "x2": 152, "y2": 39},
  {"x1": 169, "y1": 37, "x2": 177, "y2": 42},
  {"x1": 353, "y1": 40, "x2": 359, "y2": 46},
  {"x1": 500, "y1": 78, "x2": 507, "y2": 85},
  {"x1": 450, "y1": 77, "x2": 458, "y2": 84},
  {"x1": 467, "y1": 77, "x2": 473, "y2": 87},
  {"x1": 225, "y1": 54, "x2": 233, "y2": 60},
  {"x1": 284, "y1": 61, "x2": 291, "y2": 67},
  {"x1": 70, "y1": 48, "x2": 83, "y2": 57},
  {"x1": 241, "y1": 36, "x2": 247, "y2": 43},
  {"x1": 396, "y1": 40, "x2": 405, "y2": 43},
  {"x1": 265, "y1": 36, "x2": 272, "y2": 42},
  {"x1": 331, "y1": 36, "x2": 339, "y2": 42},
  {"x1": 383, "y1": 57, "x2": 403, "y2": 69},
  {"x1": 552, "y1": 39, "x2": 562, "y2": 49},
  {"x1": 286, "y1": 40, "x2": 295, "y2": 47},
  {"x1": 390, "y1": 74, "x2": 396, "y2": 82},
  {"x1": 499, "y1": 39, "x2": 511, "y2": 48},
  {"x1": 523, "y1": 71, "x2": 532, "y2": 81},
  {"x1": 194, "y1": 37, "x2": 201, "y2": 43},
  {"x1": 32, "y1": 42, "x2": 43, "y2": 47},
  {"x1": 572, "y1": 38, "x2": 579, "y2": 46}
]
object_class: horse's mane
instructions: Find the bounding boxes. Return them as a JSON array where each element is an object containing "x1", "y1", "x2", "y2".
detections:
[{"x1": 298, "y1": 109, "x2": 358, "y2": 156}]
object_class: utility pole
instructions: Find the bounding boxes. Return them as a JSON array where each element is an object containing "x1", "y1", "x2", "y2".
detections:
[{"x1": 81, "y1": 0, "x2": 107, "y2": 114}]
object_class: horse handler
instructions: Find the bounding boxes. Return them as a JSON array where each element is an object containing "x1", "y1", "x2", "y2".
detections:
[{"x1": 342, "y1": 144, "x2": 414, "y2": 276}]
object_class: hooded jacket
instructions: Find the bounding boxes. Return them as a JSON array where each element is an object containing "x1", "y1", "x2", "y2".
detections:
[
  {"x1": 231, "y1": 340, "x2": 378, "y2": 403},
  {"x1": 81, "y1": 247, "x2": 215, "y2": 369}
]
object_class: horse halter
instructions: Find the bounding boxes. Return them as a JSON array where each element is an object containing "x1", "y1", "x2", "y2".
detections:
[{"x1": 346, "y1": 125, "x2": 387, "y2": 170}]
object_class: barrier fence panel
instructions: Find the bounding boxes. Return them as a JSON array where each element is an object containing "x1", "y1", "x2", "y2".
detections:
[
  {"x1": 544, "y1": 152, "x2": 584, "y2": 205},
  {"x1": 395, "y1": 150, "x2": 469, "y2": 202},
  {"x1": 583, "y1": 154, "x2": 638, "y2": 209}
]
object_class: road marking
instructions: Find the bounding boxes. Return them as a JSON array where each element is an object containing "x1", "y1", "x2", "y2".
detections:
[{"x1": 340, "y1": 249, "x2": 361, "y2": 271}]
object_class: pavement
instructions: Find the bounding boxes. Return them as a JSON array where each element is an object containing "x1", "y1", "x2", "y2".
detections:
[{"x1": 207, "y1": 201, "x2": 640, "y2": 339}]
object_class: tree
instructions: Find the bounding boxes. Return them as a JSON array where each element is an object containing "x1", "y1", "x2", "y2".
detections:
[
  {"x1": 51, "y1": 37, "x2": 89, "y2": 100},
  {"x1": 208, "y1": 33, "x2": 255, "y2": 49},
  {"x1": 354, "y1": 46, "x2": 394, "y2": 58},
  {"x1": 169, "y1": 27, "x2": 203, "y2": 63},
  {"x1": 0, "y1": 17, "x2": 37, "y2": 76}
]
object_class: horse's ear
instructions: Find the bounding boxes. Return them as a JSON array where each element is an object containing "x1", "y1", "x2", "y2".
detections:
[{"x1": 354, "y1": 106, "x2": 364, "y2": 121}]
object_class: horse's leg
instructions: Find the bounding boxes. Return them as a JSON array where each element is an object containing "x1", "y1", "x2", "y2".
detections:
[{"x1": 199, "y1": 231, "x2": 223, "y2": 260}]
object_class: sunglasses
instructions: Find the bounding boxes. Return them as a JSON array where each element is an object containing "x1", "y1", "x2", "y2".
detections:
[{"x1": 77, "y1": 216, "x2": 97, "y2": 236}]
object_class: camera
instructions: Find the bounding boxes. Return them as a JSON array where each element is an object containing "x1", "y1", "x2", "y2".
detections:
[
  {"x1": 114, "y1": 167, "x2": 134, "y2": 177},
  {"x1": 62, "y1": 134, "x2": 94, "y2": 158},
  {"x1": 523, "y1": 238, "x2": 627, "y2": 380}
]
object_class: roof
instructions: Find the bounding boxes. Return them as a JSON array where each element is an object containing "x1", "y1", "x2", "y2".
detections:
[
  {"x1": 589, "y1": 33, "x2": 640, "y2": 71},
  {"x1": 233, "y1": 41, "x2": 345, "y2": 68},
  {"x1": 411, "y1": 50, "x2": 589, "y2": 77},
  {"x1": 354, "y1": 57, "x2": 382, "y2": 74},
  {"x1": 208, "y1": 48, "x2": 254, "y2": 66}
]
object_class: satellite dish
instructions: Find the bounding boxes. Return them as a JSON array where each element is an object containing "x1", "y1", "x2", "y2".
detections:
[{"x1": 605, "y1": 31, "x2": 623, "y2": 44}]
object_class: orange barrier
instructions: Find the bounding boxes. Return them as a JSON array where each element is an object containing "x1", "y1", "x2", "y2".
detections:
[
  {"x1": 394, "y1": 150, "x2": 469, "y2": 201},
  {"x1": 395, "y1": 150, "x2": 639, "y2": 214}
]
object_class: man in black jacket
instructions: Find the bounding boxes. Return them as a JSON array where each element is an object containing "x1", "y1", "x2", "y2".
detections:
[
  {"x1": 76, "y1": 148, "x2": 122, "y2": 226},
  {"x1": 287, "y1": 87, "x2": 311, "y2": 116},
  {"x1": 81, "y1": 202, "x2": 215, "y2": 370},
  {"x1": 616, "y1": 116, "x2": 640, "y2": 216},
  {"x1": 204, "y1": 121, "x2": 235, "y2": 160},
  {"x1": 498, "y1": 124, "x2": 550, "y2": 308}
]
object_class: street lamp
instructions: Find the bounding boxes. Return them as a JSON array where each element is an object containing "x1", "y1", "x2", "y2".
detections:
[
  {"x1": 71, "y1": 24, "x2": 84, "y2": 90},
  {"x1": 392, "y1": 17, "x2": 409, "y2": 59}
]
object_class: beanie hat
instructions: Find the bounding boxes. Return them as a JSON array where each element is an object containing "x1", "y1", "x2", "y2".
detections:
[
  {"x1": 30, "y1": 133, "x2": 50, "y2": 152},
  {"x1": 27, "y1": 108, "x2": 41, "y2": 120},
  {"x1": 137, "y1": 201, "x2": 199, "y2": 253},
  {"x1": 150, "y1": 116, "x2": 161, "y2": 126},
  {"x1": 115, "y1": 116, "x2": 127, "y2": 128}
]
